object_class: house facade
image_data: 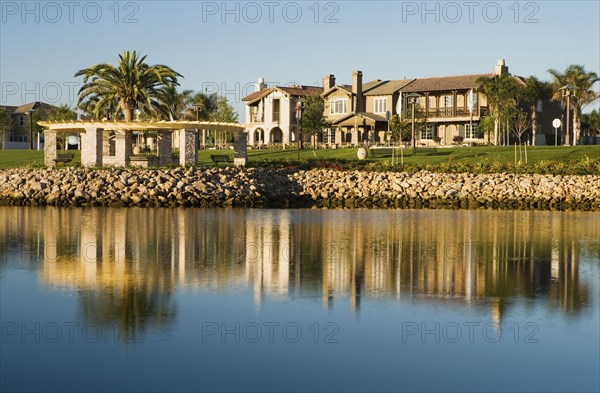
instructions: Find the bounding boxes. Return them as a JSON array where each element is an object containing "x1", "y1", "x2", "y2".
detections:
[
  {"x1": 245, "y1": 59, "x2": 563, "y2": 147},
  {"x1": 243, "y1": 78, "x2": 323, "y2": 147},
  {"x1": 0, "y1": 102, "x2": 56, "y2": 150}
]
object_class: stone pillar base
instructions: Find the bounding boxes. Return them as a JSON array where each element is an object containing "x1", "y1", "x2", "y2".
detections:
[{"x1": 234, "y1": 157, "x2": 248, "y2": 167}]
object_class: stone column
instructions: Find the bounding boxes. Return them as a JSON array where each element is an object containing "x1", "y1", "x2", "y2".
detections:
[
  {"x1": 234, "y1": 130, "x2": 248, "y2": 166},
  {"x1": 179, "y1": 129, "x2": 197, "y2": 167},
  {"x1": 44, "y1": 130, "x2": 57, "y2": 167},
  {"x1": 81, "y1": 127, "x2": 103, "y2": 167},
  {"x1": 114, "y1": 131, "x2": 132, "y2": 167},
  {"x1": 157, "y1": 130, "x2": 172, "y2": 166}
]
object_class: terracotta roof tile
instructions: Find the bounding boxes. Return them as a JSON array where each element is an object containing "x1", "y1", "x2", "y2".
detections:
[{"x1": 402, "y1": 74, "x2": 493, "y2": 92}]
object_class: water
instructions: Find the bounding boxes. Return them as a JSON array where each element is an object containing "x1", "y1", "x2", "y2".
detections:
[{"x1": 1, "y1": 207, "x2": 599, "y2": 392}]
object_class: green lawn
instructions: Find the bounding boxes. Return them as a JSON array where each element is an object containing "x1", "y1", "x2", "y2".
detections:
[{"x1": 1, "y1": 146, "x2": 599, "y2": 173}]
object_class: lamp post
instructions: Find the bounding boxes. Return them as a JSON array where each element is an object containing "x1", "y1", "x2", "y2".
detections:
[
  {"x1": 558, "y1": 84, "x2": 578, "y2": 146},
  {"x1": 295, "y1": 101, "x2": 303, "y2": 160},
  {"x1": 28, "y1": 110, "x2": 35, "y2": 150},
  {"x1": 407, "y1": 93, "x2": 422, "y2": 150}
]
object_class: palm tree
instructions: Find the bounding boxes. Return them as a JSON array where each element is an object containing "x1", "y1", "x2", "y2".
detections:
[
  {"x1": 518, "y1": 76, "x2": 552, "y2": 146},
  {"x1": 157, "y1": 86, "x2": 194, "y2": 120},
  {"x1": 476, "y1": 74, "x2": 521, "y2": 145},
  {"x1": 75, "y1": 50, "x2": 182, "y2": 121},
  {"x1": 548, "y1": 65, "x2": 599, "y2": 145}
]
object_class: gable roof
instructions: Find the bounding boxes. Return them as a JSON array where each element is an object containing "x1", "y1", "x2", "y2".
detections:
[
  {"x1": 243, "y1": 85, "x2": 323, "y2": 104},
  {"x1": 364, "y1": 79, "x2": 415, "y2": 96},
  {"x1": 322, "y1": 80, "x2": 386, "y2": 98},
  {"x1": 401, "y1": 73, "x2": 493, "y2": 92}
]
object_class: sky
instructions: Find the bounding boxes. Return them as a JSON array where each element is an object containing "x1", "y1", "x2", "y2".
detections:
[{"x1": 1, "y1": 0, "x2": 599, "y2": 118}]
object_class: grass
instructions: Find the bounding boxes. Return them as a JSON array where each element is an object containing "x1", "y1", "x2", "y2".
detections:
[{"x1": 1, "y1": 146, "x2": 599, "y2": 174}]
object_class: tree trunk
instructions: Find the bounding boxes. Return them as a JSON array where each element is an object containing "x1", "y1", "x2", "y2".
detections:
[
  {"x1": 494, "y1": 117, "x2": 499, "y2": 146},
  {"x1": 530, "y1": 104, "x2": 537, "y2": 146},
  {"x1": 573, "y1": 105, "x2": 581, "y2": 145},
  {"x1": 119, "y1": 98, "x2": 135, "y2": 122}
]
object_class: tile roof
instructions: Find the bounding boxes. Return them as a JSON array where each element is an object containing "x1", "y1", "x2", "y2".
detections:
[
  {"x1": 364, "y1": 79, "x2": 415, "y2": 95},
  {"x1": 277, "y1": 85, "x2": 323, "y2": 96},
  {"x1": 242, "y1": 88, "x2": 273, "y2": 102},
  {"x1": 243, "y1": 85, "x2": 324, "y2": 103},
  {"x1": 401, "y1": 74, "x2": 493, "y2": 92}
]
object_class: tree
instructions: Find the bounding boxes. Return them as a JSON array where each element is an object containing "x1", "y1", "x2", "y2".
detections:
[
  {"x1": 75, "y1": 50, "x2": 182, "y2": 121},
  {"x1": 189, "y1": 92, "x2": 219, "y2": 120},
  {"x1": 518, "y1": 76, "x2": 552, "y2": 145},
  {"x1": 157, "y1": 86, "x2": 193, "y2": 121},
  {"x1": 581, "y1": 109, "x2": 600, "y2": 137},
  {"x1": 389, "y1": 114, "x2": 411, "y2": 143},
  {"x1": 0, "y1": 107, "x2": 11, "y2": 149},
  {"x1": 479, "y1": 115, "x2": 495, "y2": 144},
  {"x1": 548, "y1": 65, "x2": 599, "y2": 145},
  {"x1": 511, "y1": 109, "x2": 531, "y2": 162},
  {"x1": 299, "y1": 93, "x2": 330, "y2": 147},
  {"x1": 44, "y1": 104, "x2": 78, "y2": 122},
  {"x1": 208, "y1": 96, "x2": 238, "y2": 148},
  {"x1": 476, "y1": 74, "x2": 520, "y2": 145}
]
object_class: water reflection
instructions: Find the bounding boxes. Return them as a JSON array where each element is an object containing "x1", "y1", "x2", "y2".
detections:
[{"x1": 1, "y1": 207, "x2": 598, "y2": 339}]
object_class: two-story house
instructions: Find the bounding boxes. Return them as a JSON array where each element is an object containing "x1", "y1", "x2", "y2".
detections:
[
  {"x1": 0, "y1": 101, "x2": 56, "y2": 149},
  {"x1": 320, "y1": 71, "x2": 388, "y2": 145},
  {"x1": 243, "y1": 78, "x2": 323, "y2": 147}
]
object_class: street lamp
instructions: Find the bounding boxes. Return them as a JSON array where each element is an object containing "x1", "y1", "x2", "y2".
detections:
[
  {"x1": 295, "y1": 100, "x2": 303, "y2": 160},
  {"x1": 28, "y1": 110, "x2": 35, "y2": 150},
  {"x1": 406, "y1": 93, "x2": 422, "y2": 150},
  {"x1": 558, "y1": 84, "x2": 578, "y2": 146}
]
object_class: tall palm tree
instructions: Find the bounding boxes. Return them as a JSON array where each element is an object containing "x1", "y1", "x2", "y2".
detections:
[
  {"x1": 476, "y1": 74, "x2": 520, "y2": 145},
  {"x1": 157, "y1": 86, "x2": 194, "y2": 120},
  {"x1": 75, "y1": 50, "x2": 182, "y2": 121},
  {"x1": 518, "y1": 76, "x2": 552, "y2": 145},
  {"x1": 548, "y1": 65, "x2": 599, "y2": 145}
]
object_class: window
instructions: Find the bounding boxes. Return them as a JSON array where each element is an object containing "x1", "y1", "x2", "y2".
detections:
[
  {"x1": 272, "y1": 99, "x2": 280, "y2": 122},
  {"x1": 323, "y1": 128, "x2": 336, "y2": 144},
  {"x1": 421, "y1": 124, "x2": 434, "y2": 140},
  {"x1": 374, "y1": 97, "x2": 387, "y2": 114},
  {"x1": 465, "y1": 123, "x2": 482, "y2": 138},
  {"x1": 330, "y1": 99, "x2": 347, "y2": 115},
  {"x1": 443, "y1": 95, "x2": 454, "y2": 115},
  {"x1": 19, "y1": 115, "x2": 24, "y2": 127}
]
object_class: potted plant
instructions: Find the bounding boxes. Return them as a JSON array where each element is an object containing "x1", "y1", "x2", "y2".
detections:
[
  {"x1": 453, "y1": 135, "x2": 464, "y2": 145},
  {"x1": 433, "y1": 136, "x2": 442, "y2": 145}
]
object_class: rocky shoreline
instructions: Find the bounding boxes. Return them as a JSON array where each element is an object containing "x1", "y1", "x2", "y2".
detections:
[{"x1": 1, "y1": 167, "x2": 599, "y2": 211}]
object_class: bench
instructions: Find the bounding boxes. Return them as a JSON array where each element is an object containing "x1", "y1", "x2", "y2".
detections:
[
  {"x1": 53, "y1": 153, "x2": 74, "y2": 163},
  {"x1": 210, "y1": 154, "x2": 232, "y2": 165},
  {"x1": 369, "y1": 148, "x2": 394, "y2": 158}
]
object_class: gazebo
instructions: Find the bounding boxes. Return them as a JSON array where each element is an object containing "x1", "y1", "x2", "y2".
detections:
[{"x1": 38, "y1": 120, "x2": 247, "y2": 168}]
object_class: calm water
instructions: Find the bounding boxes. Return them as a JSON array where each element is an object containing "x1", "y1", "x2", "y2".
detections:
[{"x1": 1, "y1": 207, "x2": 599, "y2": 393}]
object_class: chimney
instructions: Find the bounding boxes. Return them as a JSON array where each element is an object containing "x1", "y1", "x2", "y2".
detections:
[
  {"x1": 494, "y1": 59, "x2": 509, "y2": 76},
  {"x1": 255, "y1": 77, "x2": 267, "y2": 92},
  {"x1": 352, "y1": 70, "x2": 363, "y2": 113},
  {"x1": 323, "y1": 74, "x2": 335, "y2": 91}
]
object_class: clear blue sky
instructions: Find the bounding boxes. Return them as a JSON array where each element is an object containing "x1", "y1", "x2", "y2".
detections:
[{"x1": 1, "y1": 0, "x2": 599, "y2": 117}]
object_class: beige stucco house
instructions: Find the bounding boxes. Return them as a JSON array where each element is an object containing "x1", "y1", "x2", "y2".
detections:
[{"x1": 243, "y1": 78, "x2": 323, "y2": 147}]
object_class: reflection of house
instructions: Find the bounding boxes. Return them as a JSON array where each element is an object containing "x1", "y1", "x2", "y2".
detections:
[
  {"x1": 0, "y1": 101, "x2": 56, "y2": 149},
  {"x1": 243, "y1": 78, "x2": 323, "y2": 147},
  {"x1": 5, "y1": 207, "x2": 592, "y2": 324}
]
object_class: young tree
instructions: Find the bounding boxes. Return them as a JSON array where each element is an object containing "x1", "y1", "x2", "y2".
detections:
[
  {"x1": 75, "y1": 50, "x2": 182, "y2": 121},
  {"x1": 299, "y1": 93, "x2": 330, "y2": 148},
  {"x1": 511, "y1": 109, "x2": 532, "y2": 163},
  {"x1": 548, "y1": 65, "x2": 599, "y2": 145}
]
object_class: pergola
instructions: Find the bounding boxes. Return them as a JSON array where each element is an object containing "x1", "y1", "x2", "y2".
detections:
[{"x1": 38, "y1": 120, "x2": 247, "y2": 167}]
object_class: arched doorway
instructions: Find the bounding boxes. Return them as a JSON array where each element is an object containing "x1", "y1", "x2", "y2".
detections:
[
  {"x1": 254, "y1": 128, "x2": 265, "y2": 145},
  {"x1": 271, "y1": 127, "x2": 283, "y2": 143}
]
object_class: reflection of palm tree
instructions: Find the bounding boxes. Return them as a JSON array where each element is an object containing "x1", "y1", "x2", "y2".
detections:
[{"x1": 78, "y1": 280, "x2": 176, "y2": 342}]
